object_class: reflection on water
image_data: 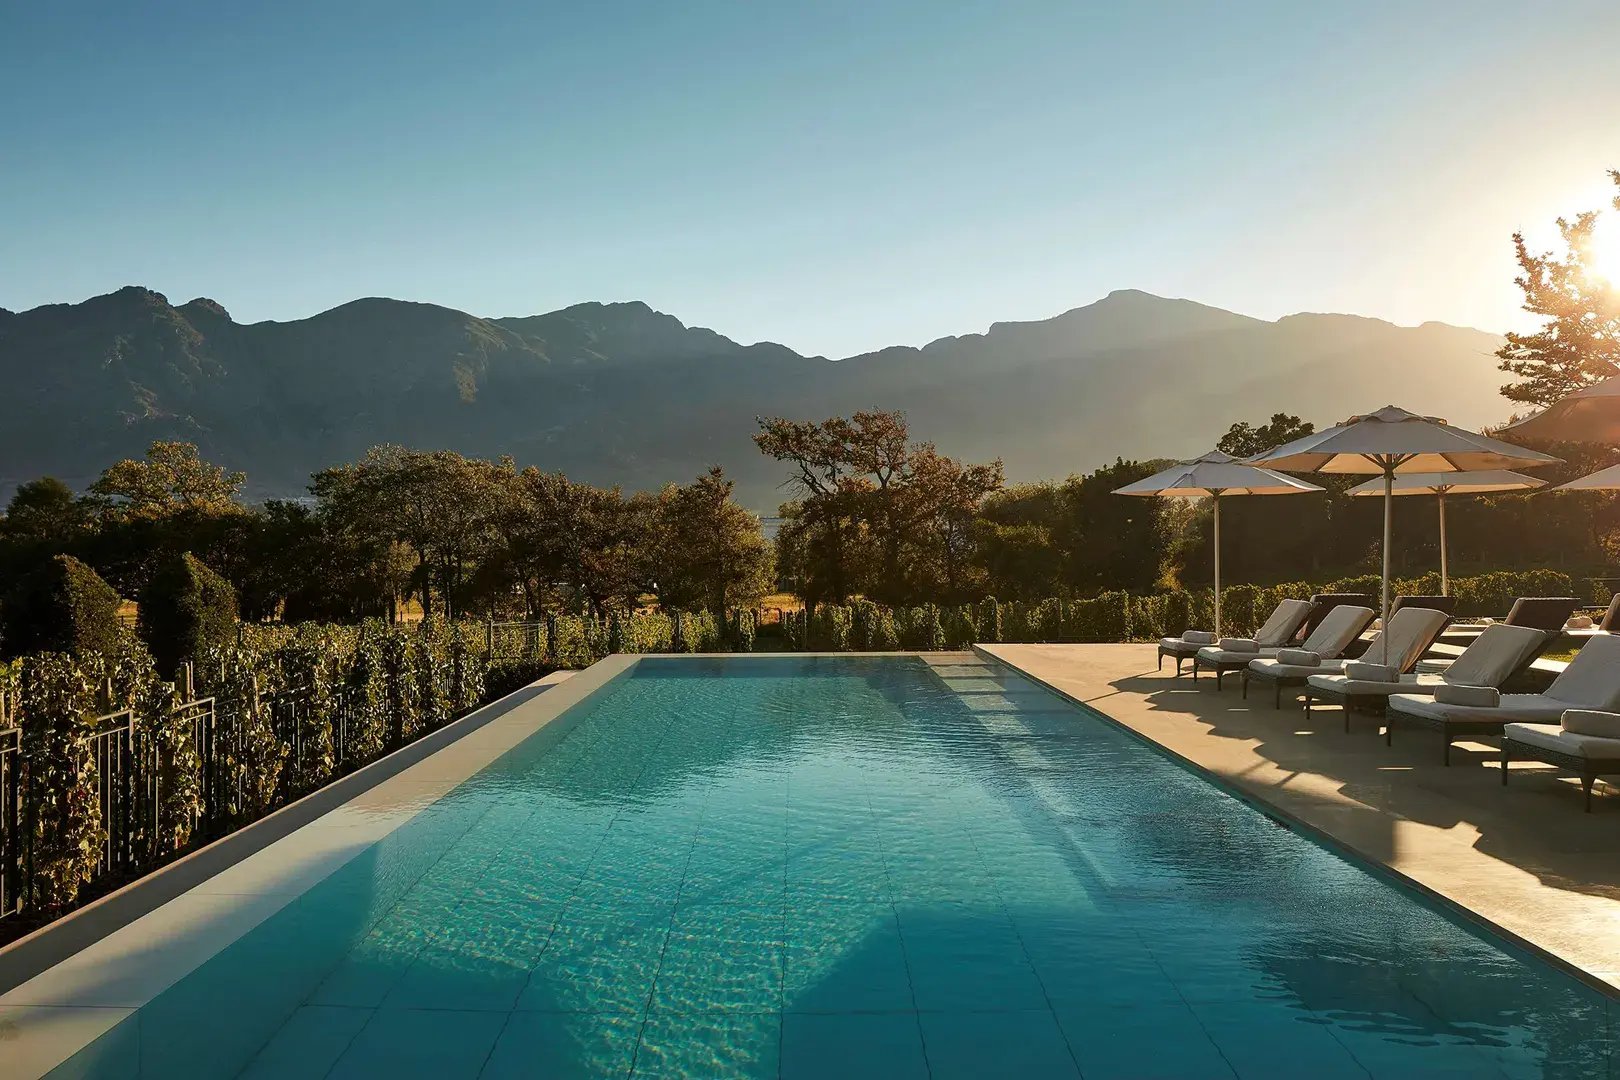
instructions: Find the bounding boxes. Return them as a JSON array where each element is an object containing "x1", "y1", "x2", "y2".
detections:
[{"x1": 51, "y1": 656, "x2": 1615, "y2": 1078}]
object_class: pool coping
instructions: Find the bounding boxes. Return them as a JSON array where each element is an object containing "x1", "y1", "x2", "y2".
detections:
[{"x1": 974, "y1": 643, "x2": 1620, "y2": 1004}]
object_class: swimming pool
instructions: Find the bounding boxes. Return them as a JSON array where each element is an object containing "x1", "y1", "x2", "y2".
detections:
[{"x1": 33, "y1": 654, "x2": 1617, "y2": 1077}]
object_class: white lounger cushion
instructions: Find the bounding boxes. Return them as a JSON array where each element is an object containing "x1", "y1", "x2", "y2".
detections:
[
  {"x1": 1253, "y1": 599, "x2": 1314, "y2": 647},
  {"x1": 1562, "y1": 710, "x2": 1620, "y2": 739},
  {"x1": 1196, "y1": 645, "x2": 1283, "y2": 665},
  {"x1": 1218, "y1": 637, "x2": 1260, "y2": 652},
  {"x1": 1183, "y1": 630, "x2": 1217, "y2": 645},
  {"x1": 1434, "y1": 684, "x2": 1499, "y2": 707},
  {"x1": 1537, "y1": 634, "x2": 1620, "y2": 709},
  {"x1": 1387, "y1": 692, "x2": 1576, "y2": 727},
  {"x1": 1356, "y1": 607, "x2": 1451, "y2": 673},
  {"x1": 1344, "y1": 661, "x2": 1397, "y2": 682},
  {"x1": 1275, "y1": 648, "x2": 1321, "y2": 667},
  {"x1": 1439, "y1": 624, "x2": 1546, "y2": 687},
  {"x1": 1306, "y1": 671, "x2": 1437, "y2": 697},
  {"x1": 1504, "y1": 722, "x2": 1620, "y2": 761},
  {"x1": 1298, "y1": 605, "x2": 1376, "y2": 657},
  {"x1": 1160, "y1": 637, "x2": 1207, "y2": 657},
  {"x1": 1250, "y1": 657, "x2": 1351, "y2": 679}
]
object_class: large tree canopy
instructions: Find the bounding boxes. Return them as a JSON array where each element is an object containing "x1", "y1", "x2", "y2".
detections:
[{"x1": 1497, "y1": 169, "x2": 1620, "y2": 408}]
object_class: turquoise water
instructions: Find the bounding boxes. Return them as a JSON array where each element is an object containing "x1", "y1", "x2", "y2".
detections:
[{"x1": 54, "y1": 656, "x2": 1615, "y2": 1078}]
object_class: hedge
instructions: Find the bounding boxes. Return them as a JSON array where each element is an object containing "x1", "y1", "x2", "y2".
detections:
[
  {"x1": 1, "y1": 554, "x2": 122, "y2": 660},
  {"x1": 139, "y1": 553, "x2": 239, "y2": 677}
]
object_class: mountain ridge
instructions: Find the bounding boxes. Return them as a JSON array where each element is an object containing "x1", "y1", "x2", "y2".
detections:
[{"x1": 0, "y1": 285, "x2": 1510, "y2": 509}]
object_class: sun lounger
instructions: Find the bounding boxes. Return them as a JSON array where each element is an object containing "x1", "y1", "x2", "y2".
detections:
[
  {"x1": 1501, "y1": 710, "x2": 1620, "y2": 811},
  {"x1": 1193, "y1": 596, "x2": 1369, "y2": 689},
  {"x1": 1598, "y1": 593, "x2": 1620, "y2": 632},
  {"x1": 1387, "y1": 634, "x2": 1620, "y2": 764},
  {"x1": 1416, "y1": 596, "x2": 1581, "y2": 673},
  {"x1": 1159, "y1": 598, "x2": 1312, "y2": 676},
  {"x1": 1304, "y1": 623, "x2": 1545, "y2": 731},
  {"x1": 1230, "y1": 604, "x2": 1376, "y2": 707},
  {"x1": 1299, "y1": 593, "x2": 1375, "y2": 640}
]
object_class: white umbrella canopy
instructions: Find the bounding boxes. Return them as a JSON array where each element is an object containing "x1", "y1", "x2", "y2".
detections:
[
  {"x1": 1554, "y1": 461, "x2": 1620, "y2": 490},
  {"x1": 1114, "y1": 450, "x2": 1322, "y2": 636},
  {"x1": 1345, "y1": 471, "x2": 1547, "y2": 594},
  {"x1": 1499, "y1": 374, "x2": 1620, "y2": 445},
  {"x1": 1252, "y1": 406, "x2": 1561, "y2": 662}
]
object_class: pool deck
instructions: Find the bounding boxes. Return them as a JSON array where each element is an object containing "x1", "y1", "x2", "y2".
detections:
[{"x1": 980, "y1": 642, "x2": 1620, "y2": 995}]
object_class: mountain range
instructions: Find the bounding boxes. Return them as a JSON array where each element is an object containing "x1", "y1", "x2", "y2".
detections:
[{"x1": 0, "y1": 286, "x2": 1511, "y2": 510}]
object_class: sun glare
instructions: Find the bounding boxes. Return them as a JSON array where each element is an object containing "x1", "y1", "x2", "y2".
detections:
[{"x1": 1588, "y1": 210, "x2": 1620, "y2": 287}]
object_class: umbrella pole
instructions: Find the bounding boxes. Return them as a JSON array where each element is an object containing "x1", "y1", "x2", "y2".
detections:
[
  {"x1": 1213, "y1": 493, "x2": 1222, "y2": 639},
  {"x1": 1437, "y1": 491, "x2": 1449, "y2": 597},
  {"x1": 1382, "y1": 468, "x2": 1393, "y2": 667}
]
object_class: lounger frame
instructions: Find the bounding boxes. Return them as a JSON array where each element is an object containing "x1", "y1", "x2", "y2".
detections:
[
  {"x1": 1384, "y1": 706, "x2": 1522, "y2": 766},
  {"x1": 1500, "y1": 736, "x2": 1620, "y2": 812}
]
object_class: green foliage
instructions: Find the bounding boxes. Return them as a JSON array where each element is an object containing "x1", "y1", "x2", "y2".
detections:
[
  {"x1": 975, "y1": 597, "x2": 1002, "y2": 644},
  {"x1": 449, "y1": 623, "x2": 486, "y2": 713},
  {"x1": 379, "y1": 625, "x2": 422, "y2": 744},
  {"x1": 276, "y1": 634, "x2": 340, "y2": 793},
  {"x1": 200, "y1": 645, "x2": 286, "y2": 823},
  {"x1": 809, "y1": 605, "x2": 853, "y2": 651},
  {"x1": 18, "y1": 652, "x2": 102, "y2": 914},
  {"x1": 1071, "y1": 591, "x2": 1131, "y2": 642},
  {"x1": 346, "y1": 625, "x2": 391, "y2": 764},
  {"x1": 1495, "y1": 171, "x2": 1620, "y2": 407},
  {"x1": 139, "y1": 553, "x2": 238, "y2": 677},
  {"x1": 414, "y1": 618, "x2": 453, "y2": 732},
  {"x1": 2, "y1": 554, "x2": 121, "y2": 660},
  {"x1": 107, "y1": 637, "x2": 200, "y2": 859}
]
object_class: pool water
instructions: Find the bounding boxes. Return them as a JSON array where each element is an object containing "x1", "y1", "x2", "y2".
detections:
[{"x1": 54, "y1": 656, "x2": 1614, "y2": 1078}]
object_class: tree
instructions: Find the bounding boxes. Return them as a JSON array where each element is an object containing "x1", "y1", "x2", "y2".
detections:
[
  {"x1": 1496, "y1": 169, "x2": 1620, "y2": 408},
  {"x1": 89, "y1": 441, "x2": 245, "y2": 517},
  {"x1": 755, "y1": 411, "x2": 1002, "y2": 607},
  {"x1": 0, "y1": 478, "x2": 92, "y2": 547},
  {"x1": 312, "y1": 446, "x2": 505, "y2": 619},
  {"x1": 1217, "y1": 413, "x2": 1315, "y2": 457},
  {"x1": 652, "y1": 467, "x2": 774, "y2": 617}
]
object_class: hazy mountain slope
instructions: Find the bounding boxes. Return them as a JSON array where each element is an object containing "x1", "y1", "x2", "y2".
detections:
[{"x1": 0, "y1": 286, "x2": 1510, "y2": 508}]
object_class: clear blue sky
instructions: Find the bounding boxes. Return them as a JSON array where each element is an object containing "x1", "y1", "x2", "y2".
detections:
[{"x1": 4, "y1": 1, "x2": 1618, "y2": 357}]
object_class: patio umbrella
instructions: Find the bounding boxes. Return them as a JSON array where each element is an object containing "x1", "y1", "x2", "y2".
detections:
[
  {"x1": 1553, "y1": 460, "x2": 1620, "y2": 491},
  {"x1": 1498, "y1": 373, "x2": 1620, "y2": 445},
  {"x1": 1251, "y1": 406, "x2": 1560, "y2": 663},
  {"x1": 1344, "y1": 471, "x2": 1546, "y2": 595},
  {"x1": 1113, "y1": 450, "x2": 1322, "y2": 638}
]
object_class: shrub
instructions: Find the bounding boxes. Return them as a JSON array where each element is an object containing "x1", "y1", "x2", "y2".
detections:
[
  {"x1": 976, "y1": 597, "x2": 1002, "y2": 644},
  {"x1": 449, "y1": 623, "x2": 486, "y2": 712},
  {"x1": 414, "y1": 618, "x2": 452, "y2": 731},
  {"x1": 1071, "y1": 591, "x2": 1130, "y2": 642},
  {"x1": 1, "y1": 555, "x2": 121, "y2": 660},
  {"x1": 108, "y1": 637, "x2": 200, "y2": 859},
  {"x1": 19, "y1": 652, "x2": 103, "y2": 914},
  {"x1": 729, "y1": 609, "x2": 758, "y2": 653},
  {"x1": 379, "y1": 625, "x2": 422, "y2": 744},
  {"x1": 276, "y1": 634, "x2": 339, "y2": 793},
  {"x1": 809, "y1": 605, "x2": 853, "y2": 651},
  {"x1": 199, "y1": 644, "x2": 286, "y2": 824},
  {"x1": 346, "y1": 626, "x2": 390, "y2": 764},
  {"x1": 139, "y1": 553, "x2": 238, "y2": 678}
]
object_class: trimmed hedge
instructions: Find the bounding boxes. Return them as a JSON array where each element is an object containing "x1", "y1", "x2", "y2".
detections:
[
  {"x1": 1, "y1": 554, "x2": 121, "y2": 660},
  {"x1": 139, "y1": 553, "x2": 239, "y2": 677}
]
